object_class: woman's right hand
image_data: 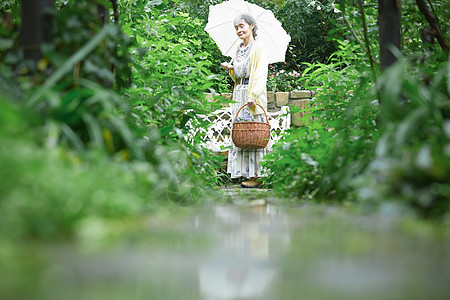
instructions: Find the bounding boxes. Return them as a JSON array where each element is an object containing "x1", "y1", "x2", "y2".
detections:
[{"x1": 220, "y1": 62, "x2": 234, "y2": 70}]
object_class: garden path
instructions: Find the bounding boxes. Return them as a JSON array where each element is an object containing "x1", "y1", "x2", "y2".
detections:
[{"x1": 4, "y1": 187, "x2": 450, "y2": 300}]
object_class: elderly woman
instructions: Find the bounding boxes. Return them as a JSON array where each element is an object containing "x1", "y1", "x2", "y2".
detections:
[{"x1": 221, "y1": 13, "x2": 269, "y2": 188}]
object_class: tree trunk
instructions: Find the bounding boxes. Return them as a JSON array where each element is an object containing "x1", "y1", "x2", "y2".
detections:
[
  {"x1": 19, "y1": 0, "x2": 54, "y2": 60},
  {"x1": 377, "y1": 0, "x2": 401, "y2": 68},
  {"x1": 111, "y1": 0, "x2": 119, "y2": 23},
  {"x1": 97, "y1": 5, "x2": 108, "y2": 25}
]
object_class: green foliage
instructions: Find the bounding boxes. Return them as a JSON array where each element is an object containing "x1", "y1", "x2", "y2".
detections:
[
  {"x1": 334, "y1": 1, "x2": 379, "y2": 54},
  {"x1": 274, "y1": 0, "x2": 340, "y2": 68},
  {"x1": 44, "y1": 2, "x2": 132, "y2": 88},
  {"x1": 176, "y1": 0, "x2": 227, "y2": 22},
  {"x1": 0, "y1": 1, "x2": 19, "y2": 56},
  {"x1": 353, "y1": 58, "x2": 450, "y2": 217},
  {"x1": 0, "y1": 98, "x2": 153, "y2": 240},
  {"x1": 1, "y1": 3, "x2": 139, "y2": 158},
  {"x1": 262, "y1": 39, "x2": 378, "y2": 199},
  {"x1": 168, "y1": 0, "x2": 232, "y2": 91},
  {"x1": 0, "y1": 0, "x2": 229, "y2": 240},
  {"x1": 118, "y1": 0, "x2": 229, "y2": 185},
  {"x1": 262, "y1": 0, "x2": 450, "y2": 217},
  {"x1": 402, "y1": 0, "x2": 450, "y2": 55}
]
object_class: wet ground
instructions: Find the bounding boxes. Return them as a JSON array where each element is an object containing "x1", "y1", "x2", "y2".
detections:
[{"x1": 1, "y1": 186, "x2": 449, "y2": 300}]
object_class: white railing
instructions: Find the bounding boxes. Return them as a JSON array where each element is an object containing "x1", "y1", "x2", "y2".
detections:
[{"x1": 186, "y1": 105, "x2": 290, "y2": 152}]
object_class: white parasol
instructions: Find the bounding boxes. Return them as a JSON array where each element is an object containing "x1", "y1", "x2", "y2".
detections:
[{"x1": 204, "y1": 0, "x2": 291, "y2": 64}]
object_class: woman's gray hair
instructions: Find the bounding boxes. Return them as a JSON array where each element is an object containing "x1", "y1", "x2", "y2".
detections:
[{"x1": 234, "y1": 13, "x2": 258, "y2": 38}]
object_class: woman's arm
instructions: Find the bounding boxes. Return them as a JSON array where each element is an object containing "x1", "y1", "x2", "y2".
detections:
[
  {"x1": 221, "y1": 62, "x2": 236, "y2": 82},
  {"x1": 220, "y1": 62, "x2": 234, "y2": 70}
]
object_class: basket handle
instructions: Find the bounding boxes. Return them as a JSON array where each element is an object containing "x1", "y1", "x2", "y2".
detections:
[{"x1": 234, "y1": 103, "x2": 270, "y2": 125}]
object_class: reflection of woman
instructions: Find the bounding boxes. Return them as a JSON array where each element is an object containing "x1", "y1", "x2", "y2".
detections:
[{"x1": 221, "y1": 14, "x2": 269, "y2": 188}]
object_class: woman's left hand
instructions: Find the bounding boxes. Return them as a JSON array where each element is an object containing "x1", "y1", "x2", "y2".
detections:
[
  {"x1": 247, "y1": 99, "x2": 256, "y2": 107},
  {"x1": 221, "y1": 62, "x2": 234, "y2": 70}
]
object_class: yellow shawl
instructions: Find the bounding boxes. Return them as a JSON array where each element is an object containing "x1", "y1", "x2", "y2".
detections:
[{"x1": 229, "y1": 41, "x2": 268, "y2": 116}]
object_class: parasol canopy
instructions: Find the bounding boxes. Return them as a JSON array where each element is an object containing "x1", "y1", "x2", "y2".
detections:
[{"x1": 204, "y1": 0, "x2": 291, "y2": 64}]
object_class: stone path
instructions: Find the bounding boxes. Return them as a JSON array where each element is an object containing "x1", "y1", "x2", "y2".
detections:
[{"x1": 219, "y1": 185, "x2": 281, "y2": 206}]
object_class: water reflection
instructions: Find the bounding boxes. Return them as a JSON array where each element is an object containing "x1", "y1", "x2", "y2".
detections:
[
  {"x1": 198, "y1": 204, "x2": 290, "y2": 299},
  {"x1": 2, "y1": 202, "x2": 449, "y2": 300}
]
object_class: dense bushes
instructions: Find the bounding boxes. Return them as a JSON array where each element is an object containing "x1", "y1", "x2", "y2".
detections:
[
  {"x1": 0, "y1": 99, "x2": 155, "y2": 239},
  {"x1": 0, "y1": 0, "x2": 227, "y2": 240},
  {"x1": 118, "y1": 0, "x2": 229, "y2": 184},
  {"x1": 273, "y1": 0, "x2": 339, "y2": 68},
  {"x1": 262, "y1": 0, "x2": 450, "y2": 217},
  {"x1": 262, "y1": 39, "x2": 378, "y2": 201},
  {"x1": 354, "y1": 58, "x2": 450, "y2": 217}
]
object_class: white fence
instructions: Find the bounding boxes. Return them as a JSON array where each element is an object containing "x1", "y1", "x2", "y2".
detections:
[{"x1": 186, "y1": 105, "x2": 291, "y2": 152}]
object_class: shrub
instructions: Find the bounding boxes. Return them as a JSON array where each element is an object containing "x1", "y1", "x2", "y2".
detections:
[
  {"x1": 353, "y1": 57, "x2": 450, "y2": 217},
  {"x1": 0, "y1": 0, "x2": 227, "y2": 241},
  {"x1": 262, "y1": 39, "x2": 378, "y2": 200},
  {"x1": 267, "y1": 63, "x2": 303, "y2": 92}
]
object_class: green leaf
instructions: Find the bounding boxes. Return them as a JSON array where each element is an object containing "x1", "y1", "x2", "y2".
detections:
[
  {"x1": 447, "y1": 58, "x2": 450, "y2": 95},
  {"x1": 160, "y1": 126, "x2": 173, "y2": 136},
  {"x1": 443, "y1": 120, "x2": 450, "y2": 140},
  {"x1": 146, "y1": 0, "x2": 163, "y2": 8},
  {"x1": 27, "y1": 24, "x2": 116, "y2": 106},
  {"x1": 0, "y1": 38, "x2": 13, "y2": 51},
  {"x1": 416, "y1": 144, "x2": 432, "y2": 170},
  {"x1": 60, "y1": 122, "x2": 84, "y2": 151},
  {"x1": 395, "y1": 107, "x2": 427, "y2": 146},
  {"x1": 82, "y1": 113, "x2": 104, "y2": 147}
]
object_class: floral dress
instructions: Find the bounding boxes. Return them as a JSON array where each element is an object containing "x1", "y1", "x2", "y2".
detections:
[{"x1": 227, "y1": 43, "x2": 269, "y2": 179}]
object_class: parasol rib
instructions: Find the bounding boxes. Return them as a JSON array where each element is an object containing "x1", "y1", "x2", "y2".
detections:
[
  {"x1": 258, "y1": 25, "x2": 283, "y2": 58},
  {"x1": 224, "y1": 38, "x2": 241, "y2": 57}
]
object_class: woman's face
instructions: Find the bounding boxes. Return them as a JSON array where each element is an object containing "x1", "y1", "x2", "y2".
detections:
[{"x1": 235, "y1": 19, "x2": 254, "y2": 40}]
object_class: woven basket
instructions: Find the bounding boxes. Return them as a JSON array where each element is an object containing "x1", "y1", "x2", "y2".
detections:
[{"x1": 232, "y1": 103, "x2": 270, "y2": 149}]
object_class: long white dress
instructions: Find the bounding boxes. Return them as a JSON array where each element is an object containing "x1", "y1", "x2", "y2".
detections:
[{"x1": 227, "y1": 43, "x2": 269, "y2": 179}]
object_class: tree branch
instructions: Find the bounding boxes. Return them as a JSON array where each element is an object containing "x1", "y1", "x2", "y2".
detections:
[
  {"x1": 358, "y1": 0, "x2": 377, "y2": 79},
  {"x1": 343, "y1": 16, "x2": 365, "y2": 52},
  {"x1": 111, "y1": 0, "x2": 119, "y2": 23},
  {"x1": 415, "y1": 0, "x2": 449, "y2": 52}
]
